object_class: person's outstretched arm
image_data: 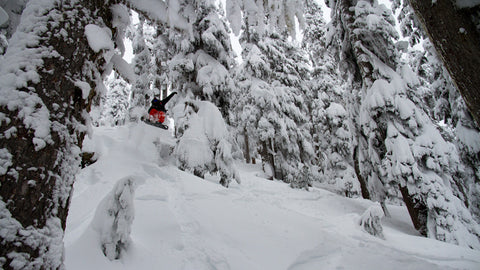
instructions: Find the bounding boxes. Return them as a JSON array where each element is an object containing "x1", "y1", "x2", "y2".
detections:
[{"x1": 161, "y1": 92, "x2": 177, "y2": 105}]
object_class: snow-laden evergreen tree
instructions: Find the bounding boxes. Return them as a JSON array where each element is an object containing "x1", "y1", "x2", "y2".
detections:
[
  {"x1": 167, "y1": 0, "x2": 236, "y2": 115},
  {"x1": 393, "y1": 0, "x2": 480, "y2": 225},
  {"x1": 302, "y1": 0, "x2": 360, "y2": 197},
  {"x1": 173, "y1": 100, "x2": 241, "y2": 187},
  {"x1": 128, "y1": 16, "x2": 153, "y2": 122},
  {"x1": 163, "y1": 0, "x2": 241, "y2": 187},
  {"x1": 233, "y1": 1, "x2": 314, "y2": 188},
  {"x1": 226, "y1": 0, "x2": 306, "y2": 38},
  {"x1": 390, "y1": 0, "x2": 423, "y2": 46},
  {"x1": 328, "y1": 0, "x2": 480, "y2": 248},
  {"x1": 405, "y1": 39, "x2": 480, "y2": 224},
  {"x1": 98, "y1": 73, "x2": 131, "y2": 126},
  {"x1": 150, "y1": 23, "x2": 177, "y2": 100}
]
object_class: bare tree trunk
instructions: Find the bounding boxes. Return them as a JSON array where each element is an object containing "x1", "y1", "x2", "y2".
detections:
[
  {"x1": 353, "y1": 146, "x2": 370, "y2": 199},
  {"x1": 162, "y1": 85, "x2": 168, "y2": 100},
  {"x1": 244, "y1": 129, "x2": 251, "y2": 163},
  {"x1": 260, "y1": 140, "x2": 276, "y2": 180},
  {"x1": 409, "y1": 0, "x2": 480, "y2": 126},
  {"x1": 399, "y1": 185, "x2": 428, "y2": 236},
  {"x1": 0, "y1": 0, "x2": 114, "y2": 268}
]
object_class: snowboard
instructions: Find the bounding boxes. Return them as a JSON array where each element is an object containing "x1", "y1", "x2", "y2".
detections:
[{"x1": 142, "y1": 119, "x2": 169, "y2": 130}]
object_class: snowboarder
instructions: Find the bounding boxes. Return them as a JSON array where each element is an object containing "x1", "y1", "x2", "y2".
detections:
[{"x1": 145, "y1": 92, "x2": 177, "y2": 129}]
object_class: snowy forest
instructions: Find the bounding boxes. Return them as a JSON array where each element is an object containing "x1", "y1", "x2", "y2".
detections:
[{"x1": 1, "y1": 0, "x2": 480, "y2": 269}]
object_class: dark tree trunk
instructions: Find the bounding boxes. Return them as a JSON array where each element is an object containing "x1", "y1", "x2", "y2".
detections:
[
  {"x1": 409, "y1": 0, "x2": 480, "y2": 126},
  {"x1": 399, "y1": 185, "x2": 428, "y2": 236},
  {"x1": 353, "y1": 146, "x2": 370, "y2": 199},
  {"x1": 244, "y1": 129, "x2": 251, "y2": 163},
  {"x1": 0, "y1": 0, "x2": 115, "y2": 268},
  {"x1": 260, "y1": 139, "x2": 276, "y2": 180},
  {"x1": 162, "y1": 85, "x2": 168, "y2": 100}
]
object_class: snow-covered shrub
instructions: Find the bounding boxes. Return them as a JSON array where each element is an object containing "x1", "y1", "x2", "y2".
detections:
[
  {"x1": 92, "y1": 176, "x2": 141, "y2": 260},
  {"x1": 359, "y1": 203, "x2": 385, "y2": 239},
  {"x1": 290, "y1": 165, "x2": 312, "y2": 190},
  {"x1": 173, "y1": 100, "x2": 240, "y2": 187}
]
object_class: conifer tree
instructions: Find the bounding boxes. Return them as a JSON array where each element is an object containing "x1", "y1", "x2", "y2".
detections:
[
  {"x1": 394, "y1": 0, "x2": 480, "y2": 224},
  {"x1": 302, "y1": 0, "x2": 360, "y2": 196},
  {"x1": 99, "y1": 73, "x2": 131, "y2": 126},
  {"x1": 233, "y1": 0, "x2": 313, "y2": 187},
  {"x1": 165, "y1": 0, "x2": 241, "y2": 187},
  {"x1": 128, "y1": 16, "x2": 153, "y2": 121},
  {"x1": 406, "y1": 40, "x2": 480, "y2": 224},
  {"x1": 328, "y1": 0, "x2": 480, "y2": 247}
]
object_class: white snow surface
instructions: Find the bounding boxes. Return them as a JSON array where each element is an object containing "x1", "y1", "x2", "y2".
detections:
[{"x1": 65, "y1": 124, "x2": 480, "y2": 270}]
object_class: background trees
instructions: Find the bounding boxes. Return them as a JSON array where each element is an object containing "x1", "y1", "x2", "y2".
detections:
[{"x1": 326, "y1": 0, "x2": 480, "y2": 247}]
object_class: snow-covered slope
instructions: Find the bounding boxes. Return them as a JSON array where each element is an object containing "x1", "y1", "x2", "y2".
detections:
[{"x1": 64, "y1": 124, "x2": 480, "y2": 270}]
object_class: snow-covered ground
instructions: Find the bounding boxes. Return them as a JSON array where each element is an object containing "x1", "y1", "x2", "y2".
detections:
[{"x1": 64, "y1": 124, "x2": 480, "y2": 270}]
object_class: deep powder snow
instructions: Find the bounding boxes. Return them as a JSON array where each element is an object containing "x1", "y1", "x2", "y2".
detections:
[{"x1": 64, "y1": 123, "x2": 480, "y2": 270}]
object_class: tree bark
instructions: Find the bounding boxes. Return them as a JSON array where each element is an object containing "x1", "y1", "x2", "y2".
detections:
[
  {"x1": 399, "y1": 185, "x2": 428, "y2": 236},
  {"x1": 244, "y1": 129, "x2": 251, "y2": 163},
  {"x1": 409, "y1": 0, "x2": 480, "y2": 126},
  {"x1": 260, "y1": 140, "x2": 276, "y2": 180},
  {"x1": 0, "y1": 0, "x2": 115, "y2": 268},
  {"x1": 353, "y1": 146, "x2": 370, "y2": 199}
]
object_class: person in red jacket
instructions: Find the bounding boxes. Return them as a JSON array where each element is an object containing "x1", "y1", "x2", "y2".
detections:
[{"x1": 148, "y1": 92, "x2": 177, "y2": 124}]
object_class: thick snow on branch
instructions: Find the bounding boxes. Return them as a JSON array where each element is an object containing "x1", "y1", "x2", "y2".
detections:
[
  {"x1": 226, "y1": 0, "x2": 242, "y2": 35},
  {"x1": 85, "y1": 24, "x2": 114, "y2": 53},
  {"x1": 226, "y1": 0, "x2": 305, "y2": 37},
  {"x1": 111, "y1": 55, "x2": 136, "y2": 83},
  {"x1": 125, "y1": 0, "x2": 191, "y2": 34}
]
